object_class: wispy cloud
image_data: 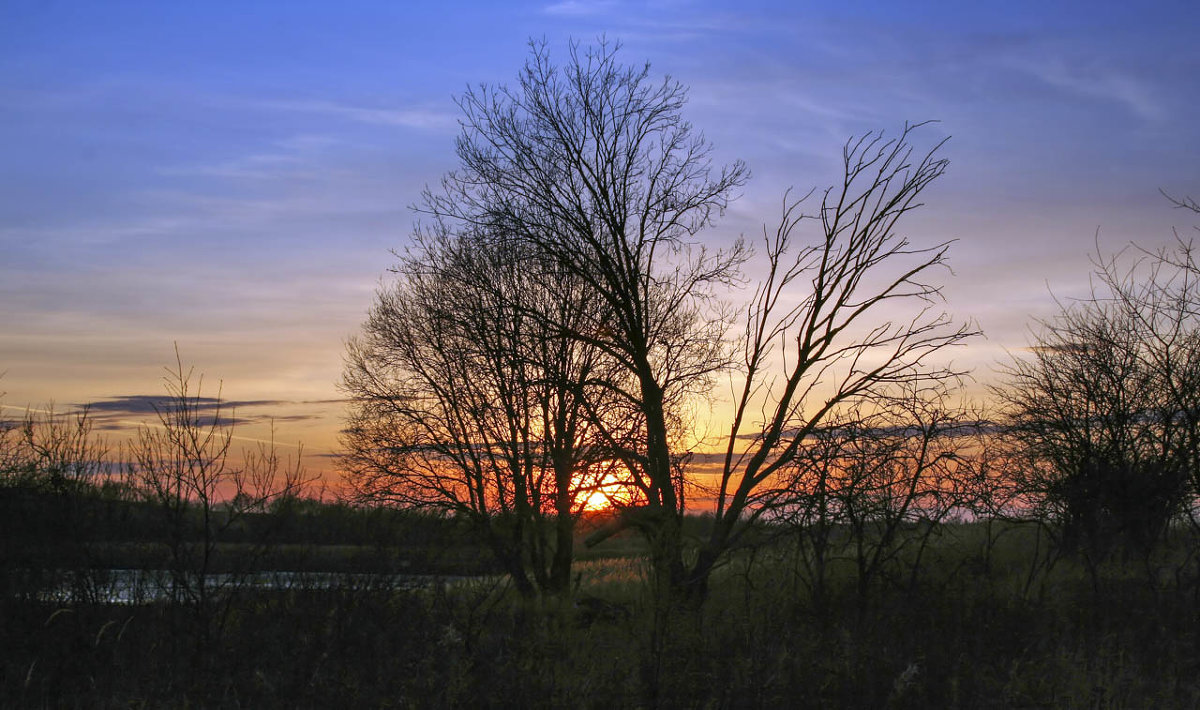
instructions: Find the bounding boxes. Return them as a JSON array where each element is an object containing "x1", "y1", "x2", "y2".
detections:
[
  {"x1": 244, "y1": 97, "x2": 457, "y2": 132},
  {"x1": 539, "y1": 0, "x2": 740, "y2": 45},
  {"x1": 0, "y1": 403, "x2": 307, "y2": 448},
  {"x1": 156, "y1": 134, "x2": 344, "y2": 181},
  {"x1": 1005, "y1": 53, "x2": 1165, "y2": 122},
  {"x1": 543, "y1": 0, "x2": 618, "y2": 16},
  {"x1": 159, "y1": 152, "x2": 309, "y2": 181},
  {"x1": 8, "y1": 79, "x2": 458, "y2": 133},
  {"x1": 79, "y1": 395, "x2": 291, "y2": 415},
  {"x1": 73, "y1": 395, "x2": 324, "y2": 434}
]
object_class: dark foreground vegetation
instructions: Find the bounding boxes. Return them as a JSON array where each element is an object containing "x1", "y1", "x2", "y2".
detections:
[
  {"x1": 4, "y1": 501, "x2": 1200, "y2": 708},
  {"x1": 3, "y1": 373, "x2": 1200, "y2": 707}
]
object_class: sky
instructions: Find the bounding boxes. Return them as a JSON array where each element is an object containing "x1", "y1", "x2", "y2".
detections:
[{"x1": 2, "y1": 0, "x2": 1198, "y2": 478}]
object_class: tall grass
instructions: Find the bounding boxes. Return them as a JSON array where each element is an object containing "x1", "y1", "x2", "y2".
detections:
[
  {"x1": 3, "y1": 395, "x2": 1197, "y2": 706},
  {"x1": 5, "y1": 519, "x2": 1199, "y2": 708}
]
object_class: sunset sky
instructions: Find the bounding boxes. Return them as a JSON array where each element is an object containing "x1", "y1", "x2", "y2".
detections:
[{"x1": 2, "y1": 0, "x2": 1197, "y2": 476}]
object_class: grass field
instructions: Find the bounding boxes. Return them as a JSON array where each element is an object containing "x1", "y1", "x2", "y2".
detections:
[{"x1": 4, "y1": 518, "x2": 1199, "y2": 708}]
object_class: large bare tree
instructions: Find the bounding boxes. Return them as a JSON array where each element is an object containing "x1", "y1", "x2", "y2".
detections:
[
  {"x1": 421, "y1": 39, "x2": 748, "y2": 602},
  {"x1": 398, "y1": 39, "x2": 974, "y2": 604}
]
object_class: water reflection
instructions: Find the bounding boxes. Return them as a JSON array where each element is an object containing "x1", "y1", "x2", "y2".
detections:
[{"x1": 34, "y1": 569, "x2": 474, "y2": 605}]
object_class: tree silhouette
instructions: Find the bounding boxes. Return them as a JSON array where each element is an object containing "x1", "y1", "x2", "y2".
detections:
[
  {"x1": 417, "y1": 39, "x2": 747, "y2": 603},
  {"x1": 379, "y1": 39, "x2": 974, "y2": 605},
  {"x1": 343, "y1": 225, "x2": 630, "y2": 596},
  {"x1": 688, "y1": 124, "x2": 977, "y2": 599},
  {"x1": 997, "y1": 219, "x2": 1200, "y2": 558}
]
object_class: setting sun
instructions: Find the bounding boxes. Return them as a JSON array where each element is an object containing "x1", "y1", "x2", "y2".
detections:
[
  {"x1": 580, "y1": 487, "x2": 616, "y2": 512},
  {"x1": 578, "y1": 473, "x2": 633, "y2": 512}
]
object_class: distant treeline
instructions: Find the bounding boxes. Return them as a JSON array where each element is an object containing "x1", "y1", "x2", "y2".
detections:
[{"x1": 0, "y1": 479, "x2": 504, "y2": 579}]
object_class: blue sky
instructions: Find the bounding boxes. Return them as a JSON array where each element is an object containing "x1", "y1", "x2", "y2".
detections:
[{"x1": 2, "y1": 0, "x2": 1197, "y2": 469}]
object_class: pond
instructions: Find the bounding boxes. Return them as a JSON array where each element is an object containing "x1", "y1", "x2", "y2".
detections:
[{"x1": 29, "y1": 568, "x2": 480, "y2": 605}]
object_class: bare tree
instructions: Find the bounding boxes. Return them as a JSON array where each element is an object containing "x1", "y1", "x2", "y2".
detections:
[
  {"x1": 343, "y1": 226, "x2": 629, "y2": 597},
  {"x1": 418, "y1": 39, "x2": 748, "y2": 603},
  {"x1": 410, "y1": 39, "x2": 975, "y2": 605},
  {"x1": 995, "y1": 233, "x2": 1200, "y2": 561},
  {"x1": 129, "y1": 353, "x2": 307, "y2": 635},
  {"x1": 0, "y1": 404, "x2": 116, "y2": 602},
  {"x1": 684, "y1": 124, "x2": 978, "y2": 599},
  {"x1": 776, "y1": 383, "x2": 977, "y2": 612},
  {"x1": 2, "y1": 405, "x2": 110, "y2": 494}
]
